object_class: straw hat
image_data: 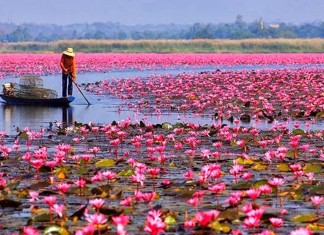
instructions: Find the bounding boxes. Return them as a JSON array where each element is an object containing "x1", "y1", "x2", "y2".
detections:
[{"x1": 63, "y1": 48, "x2": 75, "y2": 57}]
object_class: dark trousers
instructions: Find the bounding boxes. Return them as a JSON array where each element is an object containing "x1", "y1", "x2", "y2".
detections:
[{"x1": 62, "y1": 73, "x2": 73, "y2": 97}]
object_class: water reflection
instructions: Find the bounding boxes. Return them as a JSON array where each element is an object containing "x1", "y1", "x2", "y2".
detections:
[
  {"x1": 62, "y1": 106, "x2": 74, "y2": 128},
  {"x1": 1, "y1": 104, "x2": 74, "y2": 133}
]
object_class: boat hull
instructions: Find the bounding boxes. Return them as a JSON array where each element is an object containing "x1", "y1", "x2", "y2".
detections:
[{"x1": 0, "y1": 94, "x2": 75, "y2": 106}]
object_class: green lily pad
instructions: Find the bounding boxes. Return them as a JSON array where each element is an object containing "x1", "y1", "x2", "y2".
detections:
[
  {"x1": 76, "y1": 167, "x2": 89, "y2": 174},
  {"x1": 210, "y1": 221, "x2": 231, "y2": 233},
  {"x1": 118, "y1": 168, "x2": 135, "y2": 176},
  {"x1": 95, "y1": 159, "x2": 116, "y2": 168},
  {"x1": 277, "y1": 163, "x2": 291, "y2": 172},
  {"x1": 303, "y1": 164, "x2": 322, "y2": 173},
  {"x1": 286, "y1": 150, "x2": 300, "y2": 159},
  {"x1": 0, "y1": 199, "x2": 22, "y2": 208},
  {"x1": 164, "y1": 215, "x2": 177, "y2": 225},
  {"x1": 162, "y1": 122, "x2": 173, "y2": 130},
  {"x1": 290, "y1": 213, "x2": 319, "y2": 223},
  {"x1": 316, "y1": 111, "x2": 324, "y2": 118},
  {"x1": 232, "y1": 181, "x2": 252, "y2": 190},
  {"x1": 292, "y1": 128, "x2": 305, "y2": 135},
  {"x1": 309, "y1": 184, "x2": 324, "y2": 195},
  {"x1": 33, "y1": 212, "x2": 50, "y2": 222},
  {"x1": 253, "y1": 179, "x2": 269, "y2": 188},
  {"x1": 44, "y1": 225, "x2": 69, "y2": 235},
  {"x1": 236, "y1": 157, "x2": 254, "y2": 165},
  {"x1": 219, "y1": 210, "x2": 240, "y2": 221},
  {"x1": 252, "y1": 163, "x2": 268, "y2": 171}
]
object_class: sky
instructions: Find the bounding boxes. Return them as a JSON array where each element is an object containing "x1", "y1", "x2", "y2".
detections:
[{"x1": 0, "y1": 0, "x2": 323, "y2": 25}]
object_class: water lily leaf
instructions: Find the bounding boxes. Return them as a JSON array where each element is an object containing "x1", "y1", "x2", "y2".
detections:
[
  {"x1": 219, "y1": 210, "x2": 240, "y2": 221},
  {"x1": 210, "y1": 221, "x2": 231, "y2": 233},
  {"x1": 277, "y1": 163, "x2": 291, "y2": 172},
  {"x1": 118, "y1": 169, "x2": 134, "y2": 176},
  {"x1": 309, "y1": 184, "x2": 324, "y2": 195},
  {"x1": 253, "y1": 179, "x2": 269, "y2": 188},
  {"x1": 307, "y1": 223, "x2": 324, "y2": 231},
  {"x1": 16, "y1": 131, "x2": 28, "y2": 139},
  {"x1": 40, "y1": 165, "x2": 52, "y2": 172},
  {"x1": 0, "y1": 199, "x2": 22, "y2": 208},
  {"x1": 76, "y1": 167, "x2": 89, "y2": 175},
  {"x1": 33, "y1": 212, "x2": 50, "y2": 222},
  {"x1": 109, "y1": 189, "x2": 123, "y2": 199},
  {"x1": 286, "y1": 150, "x2": 299, "y2": 159},
  {"x1": 91, "y1": 185, "x2": 110, "y2": 196},
  {"x1": 174, "y1": 122, "x2": 184, "y2": 128},
  {"x1": 232, "y1": 181, "x2": 252, "y2": 190},
  {"x1": 169, "y1": 161, "x2": 176, "y2": 167},
  {"x1": 316, "y1": 111, "x2": 324, "y2": 118},
  {"x1": 57, "y1": 171, "x2": 66, "y2": 179},
  {"x1": 303, "y1": 164, "x2": 322, "y2": 173},
  {"x1": 288, "y1": 191, "x2": 303, "y2": 201},
  {"x1": 292, "y1": 128, "x2": 304, "y2": 135},
  {"x1": 236, "y1": 157, "x2": 254, "y2": 165},
  {"x1": 162, "y1": 122, "x2": 173, "y2": 130},
  {"x1": 44, "y1": 225, "x2": 69, "y2": 235},
  {"x1": 290, "y1": 213, "x2": 319, "y2": 223},
  {"x1": 164, "y1": 215, "x2": 177, "y2": 225},
  {"x1": 7, "y1": 181, "x2": 20, "y2": 190},
  {"x1": 99, "y1": 207, "x2": 124, "y2": 216},
  {"x1": 54, "y1": 167, "x2": 68, "y2": 179},
  {"x1": 28, "y1": 181, "x2": 51, "y2": 190},
  {"x1": 95, "y1": 159, "x2": 116, "y2": 168},
  {"x1": 252, "y1": 163, "x2": 268, "y2": 171},
  {"x1": 69, "y1": 204, "x2": 87, "y2": 220}
]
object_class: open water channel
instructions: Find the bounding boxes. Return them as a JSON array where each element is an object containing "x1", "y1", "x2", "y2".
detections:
[{"x1": 0, "y1": 64, "x2": 323, "y2": 134}]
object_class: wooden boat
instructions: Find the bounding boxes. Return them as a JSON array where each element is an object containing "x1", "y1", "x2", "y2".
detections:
[
  {"x1": 0, "y1": 94, "x2": 75, "y2": 106},
  {"x1": 0, "y1": 75, "x2": 75, "y2": 106}
]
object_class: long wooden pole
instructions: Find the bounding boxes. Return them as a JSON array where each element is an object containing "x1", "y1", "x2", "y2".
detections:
[
  {"x1": 73, "y1": 81, "x2": 91, "y2": 105},
  {"x1": 68, "y1": 77, "x2": 90, "y2": 106}
]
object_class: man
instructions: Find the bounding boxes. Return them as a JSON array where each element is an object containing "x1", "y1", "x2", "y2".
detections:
[{"x1": 60, "y1": 48, "x2": 76, "y2": 97}]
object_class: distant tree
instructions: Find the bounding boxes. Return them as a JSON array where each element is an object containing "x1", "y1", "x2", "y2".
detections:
[
  {"x1": 116, "y1": 31, "x2": 128, "y2": 39},
  {"x1": 93, "y1": 30, "x2": 106, "y2": 39},
  {"x1": 6, "y1": 26, "x2": 32, "y2": 42}
]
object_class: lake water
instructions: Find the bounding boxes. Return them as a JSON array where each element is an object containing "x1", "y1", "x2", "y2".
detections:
[{"x1": 0, "y1": 64, "x2": 323, "y2": 134}]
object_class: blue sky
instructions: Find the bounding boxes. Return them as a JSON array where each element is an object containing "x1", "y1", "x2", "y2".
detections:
[{"x1": 0, "y1": 0, "x2": 323, "y2": 25}]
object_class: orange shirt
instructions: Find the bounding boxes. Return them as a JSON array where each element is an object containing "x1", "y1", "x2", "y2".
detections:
[{"x1": 60, "y1": 54, "x2": 76, "y2": 79}]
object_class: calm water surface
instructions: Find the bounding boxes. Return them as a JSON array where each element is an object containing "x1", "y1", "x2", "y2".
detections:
[{"x1": 0, "y1": 64, "x2": 323, "y2": 134}]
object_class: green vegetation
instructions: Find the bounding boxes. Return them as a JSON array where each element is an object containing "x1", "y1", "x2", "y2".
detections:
[{"x1": 1, "y1": 39, "x2": 324, "y2": 53}]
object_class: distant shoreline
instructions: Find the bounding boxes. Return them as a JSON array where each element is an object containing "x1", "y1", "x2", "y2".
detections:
[{"x1": 1, "y1": 38, "x2": 324, "y2": 53}]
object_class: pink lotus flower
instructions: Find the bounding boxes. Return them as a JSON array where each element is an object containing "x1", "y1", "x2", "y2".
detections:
[
  {"x1": 245, "y1": 188, "x2": 262, "y2": 200},
  {"x1": 183, "y1": 170, "x2": 194, "y2": 181},
  {"x1": 23, "y1": 226, "x2": 39, "y2": 235},
  {"x1": 289, "y1": 227, "x2": 313, "y2": 235},
  {"x1": 310, "y1": 195, "x2": 324, "y2": 206},
  {"x1": 268, "y1": 177, "x2": 285, "y2": 187},
  {"x1": 52, "y1": 204, "x2": 65, "y2": 218},
  {"x1": 75, "y1": 224, "x2": 95, "y2": 235},
  {"x1": 112, "y1": 214, "x2": 130, "y2": 235},
  {"x1": 269, "y1": 217, "x2": 284, "y2": 228},
  {"x1": 75, "y1": 178, "x2": 87, "y2": 188},
  {"x1": 120, "y1": 197, "x2": 132, "y2": 207},
  {"x1": 183, "y1": 219, "x2": 196, "y2": 229},
  {"x1": 56, "y1": 182, "x2": 71, "y2": 193},
  {"x1": 195, "y1": 210, "x2": 220, "y2": 227},
  {"x1": 86, "y1": 213, "x2": 108, "y2": 226},
  {"x1": 144, "y1": 210, "x2": 166, "y2": 235},
  {"x1": 89, "y1": 198, "x2": 105, "y2": 210},
  {"x1": 243, "y1": 216, "x2": 261, "y2": 229},
  {"x1": 102, "y1": 170, "x2": 117, "y2": 181},
  {"x1": 43, "y1": 196, "x2": 57, "y2": 207}
]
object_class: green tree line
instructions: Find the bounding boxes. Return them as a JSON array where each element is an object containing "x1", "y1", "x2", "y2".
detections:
[{"x1": 0, "y1": 15, "x2": 323, "y2": 42}]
